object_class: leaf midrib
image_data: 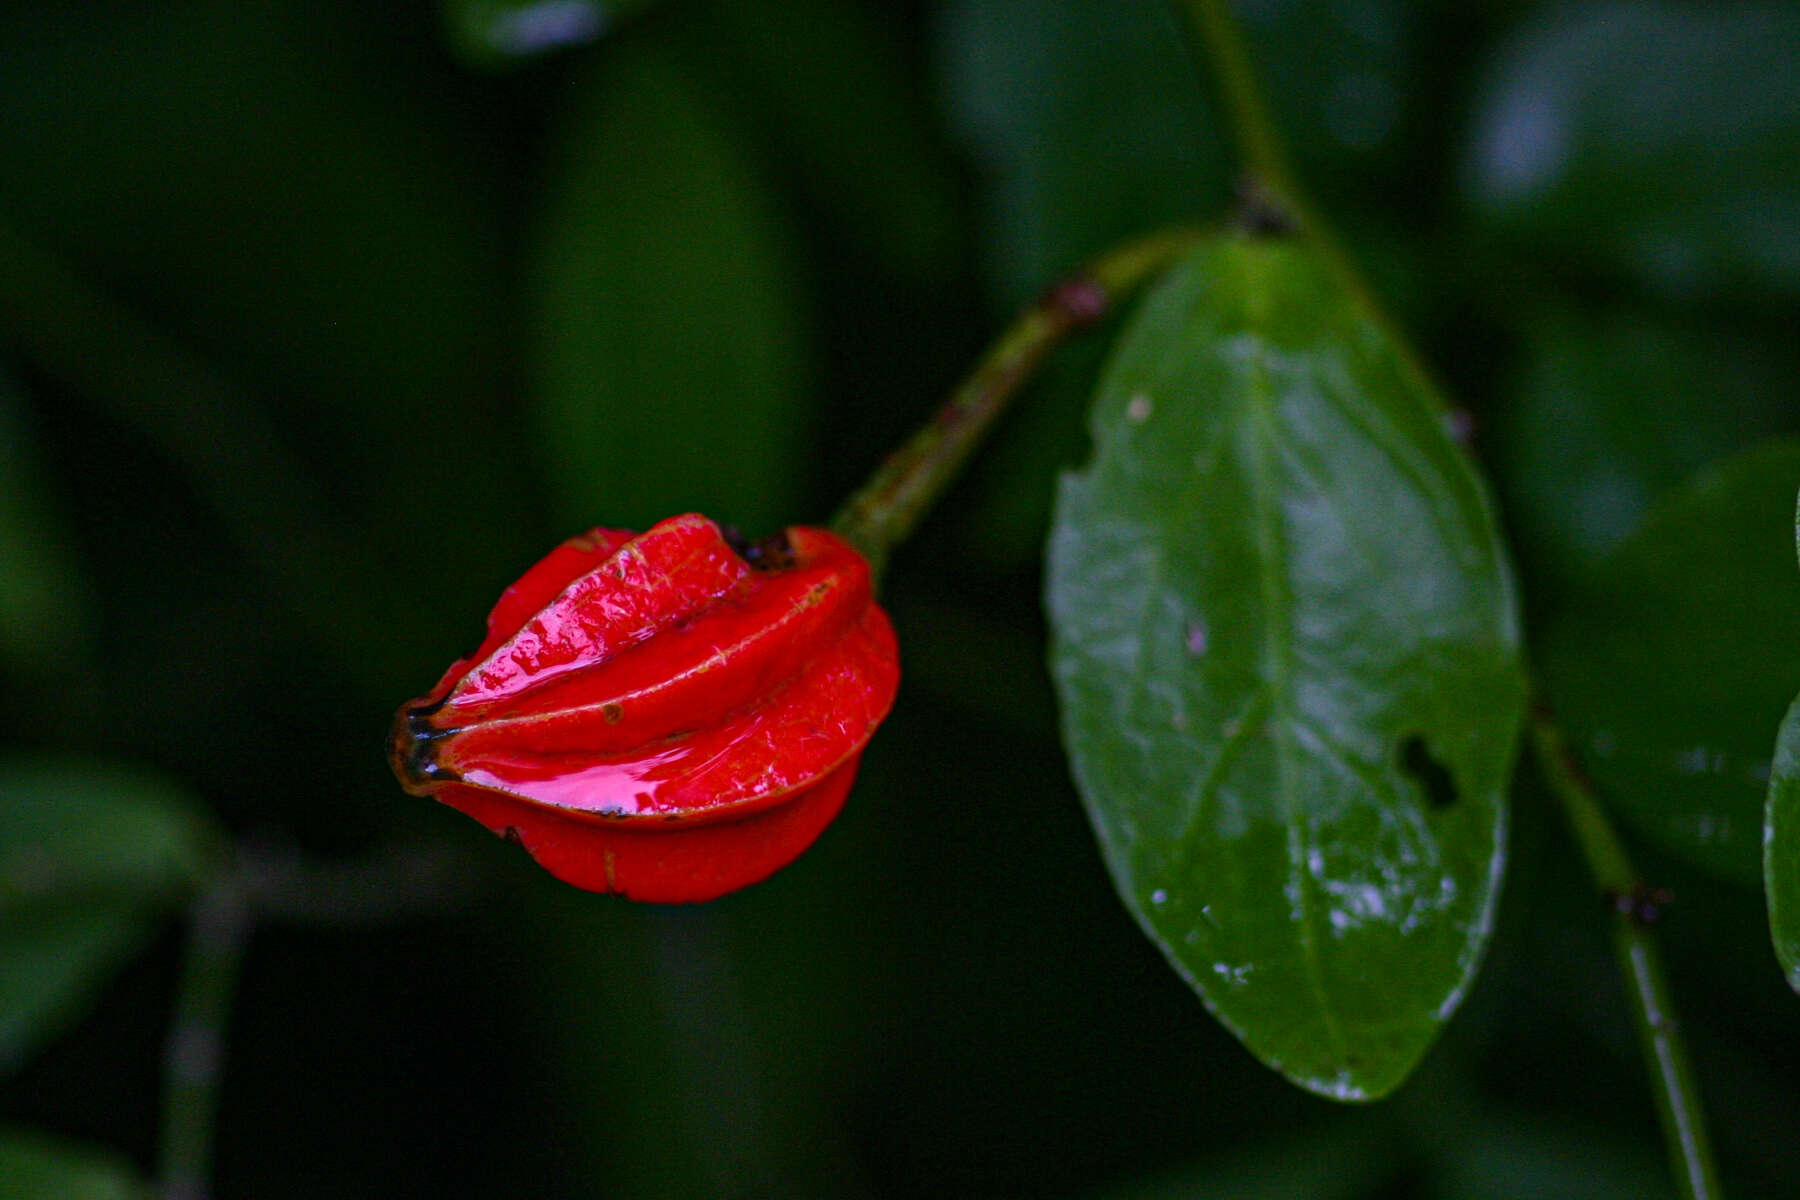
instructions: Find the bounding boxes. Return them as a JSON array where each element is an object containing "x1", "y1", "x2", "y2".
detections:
[{"x1": 1235, "y1": 242, "x2": 1352, "y2": 1070}]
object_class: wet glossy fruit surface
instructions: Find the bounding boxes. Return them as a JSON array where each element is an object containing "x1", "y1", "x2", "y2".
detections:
[{"x1": 390, "y1": 514, "x2": 898, "y2": 902}]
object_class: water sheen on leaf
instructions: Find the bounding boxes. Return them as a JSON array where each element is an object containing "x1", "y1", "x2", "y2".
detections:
[{"x1": 1046, "y1": 235, "x2": 1524, "y2": 1101}]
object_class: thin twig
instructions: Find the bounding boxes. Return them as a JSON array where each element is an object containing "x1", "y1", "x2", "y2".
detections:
[
  {"x1": 158, "y1": 867, "x2": 252, "y2": 1200},
  {"x1": 151, "y1": 834, "x2": 477, "y2": 1200},
  {"x1": 1175, "y1": 0, "x2": 1301, "y2": 209},
  {"x1": 829, "y1": 226, "x2": 1203, "y2": 578},
  {"x1": 1530, "y1": 697, "x2": 1724, "y2": 1200}
]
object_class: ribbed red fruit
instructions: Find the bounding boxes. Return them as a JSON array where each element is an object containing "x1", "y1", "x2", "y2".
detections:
[{"x1": 389, "y1": 514, "x2": 899, "y2": 903}]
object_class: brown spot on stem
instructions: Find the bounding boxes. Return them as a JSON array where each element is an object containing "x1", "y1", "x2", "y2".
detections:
[
  {"x1": 1042, "y1": 275, "x2": 1109, "y2": 327},
  {"x1": 1233, "y1": 176, "x2": 1297, "y2": 237},
  {"x1": 1446, "y1": 408, "x2": 1477, "y2": 446}
]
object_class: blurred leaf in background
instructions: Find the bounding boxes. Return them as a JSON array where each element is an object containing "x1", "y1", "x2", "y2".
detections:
[
  {"x1": 0, "y1": 759, "x2": 217, "y2": 1075},
  {"x1": 1462, "y1": 0, "x2": 1800, "y2": 300},
  {"x1": 0, "y1": 373, "x2": 94, "y2": 696},
  {"x1": 936, "y1": 0, "x2": 1231, "y2": 567},
  {"x1": 1541, "y1": 442, "x2": 1800, "y2": 885},
  {"x1": 527, "y1": 34, "x2": 814, "y2": 536},
  {"x1": 1491, "y1": 310, "x2": 1796, "y2": 597},
  {"x1": 697, "y1": 0, "x2": 963, "y2": 288},
  {"x1": 0, "y1": 1127, "x2": 147, "y2": 1200}
]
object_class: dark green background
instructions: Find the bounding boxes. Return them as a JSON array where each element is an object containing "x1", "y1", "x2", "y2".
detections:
[{"x1": 2, "y1": 1, "x2": 1797, "y2": 1196}]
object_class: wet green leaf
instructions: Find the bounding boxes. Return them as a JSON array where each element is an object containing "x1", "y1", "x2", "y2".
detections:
[
  {"x1": 443, "y1": 0, "x2": 659, "y2": 66},
  {"x1": 1542, "y1": 442, "x2": 1800, "y2": 885},
  {"x1": 1047, "y1": 234, "x2": 1524, "y2": 1100},
  {"x1": 529, "y1": 38, "x2": 813, "y2": 535},
  {"x1": 1766, "y1": 693, "x2": 1800, "y2": 994},
  {"x1": 0, "y1": 759, "x2": 218, "y2": 1074},
  {"x1": 0, "y1": 1128, "x2": 145, "y2": 1200},
  {"x1": 1463, "y1": 0, "x2": 1800, "y2": 297}
]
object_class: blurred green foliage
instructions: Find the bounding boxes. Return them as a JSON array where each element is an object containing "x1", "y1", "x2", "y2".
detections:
[
  {"x1": 0, "y1": 1127, "x2": 147, "y2": 1200},
  {"x1": 0, "y1": 1, "x2": 1796, "y2": 1198},
  {"x1": 0, "y1": 760, "x2": 217, "y2": 1077},
  {"x1": 1542, "y1": 443, "x2": 1800, "y2": 885}
]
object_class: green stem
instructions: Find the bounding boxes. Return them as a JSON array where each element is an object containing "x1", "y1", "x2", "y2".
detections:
[
  {"x1": 1174, "y1": 0, "x2": 1302, "y2": 220},
  {"x1": 1172, "y1": 0, "x2": 1433, "y2": 398},
  {"x1": 149, "y1": 837, "x2": 476, "y2": 1199},
  {"x1": 830, "y1": 226, "x2": 1203, "y2": 578},
  {"x1": 1530, "y1": 698, "x2": 1724, "y2": 1200},
  {"x1": 159, "y1": 866, "x2": 252, "y2": 1200}
]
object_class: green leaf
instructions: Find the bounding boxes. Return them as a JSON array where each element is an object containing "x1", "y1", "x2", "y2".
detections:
[
  {"x1": 529, "y1": 38, "x2": 814, "y2": 535},
  {"x1": 1767, "y1": 693, "x2": 1800, "y2": 994},
  {"x1": 0, "y1": 758, "x2": 218, "y2": 1074},
  {"x1": 0, "y1": 1128, "x2": 145, "y2": 1200},
  {"x1": 1047, "y1": 235, "x2": 1525, "y2": 1101},
  {"x1": 1492, "y1": 310, "x2": 1795, "y2": 595},
  {"x1": 1541, "y1": 442, "x2": 1800, "y2": 885},
  {"x1": 443, "y1": 0, "x2": 658, "y2": 66},
  {"x1": 1463, "y1": 0, "x2": 1800, "y2": 298}
]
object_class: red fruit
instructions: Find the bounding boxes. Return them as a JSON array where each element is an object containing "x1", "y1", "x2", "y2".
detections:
[{"x1": 389, "y1": 514, "x2": 898, "y2": 903}]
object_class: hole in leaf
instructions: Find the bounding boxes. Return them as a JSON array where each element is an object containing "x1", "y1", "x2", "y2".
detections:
[{"x1": 1399, "y1": 734, "x2": 1458, "y2": 810}]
